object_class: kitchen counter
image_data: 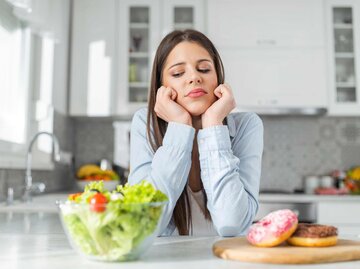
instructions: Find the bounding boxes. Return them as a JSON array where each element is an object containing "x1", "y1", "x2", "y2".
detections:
[
  {"x1": 259, "y1": 193, "x2": 360, "y2": 203},
  {"x1": 2, "y1": 192, "x2": 360, "y2": 213},
  {"x1": 1, "y1": 211, "x2": 360, "y2": 269}
]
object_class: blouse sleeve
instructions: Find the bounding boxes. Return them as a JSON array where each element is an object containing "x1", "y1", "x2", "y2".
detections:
[
  {"x1": 197, "y1": 112, "x2": 264, "y2": 236},
  {"x1": 128, "y1": 108, "x2": 195, "y2": 236}
]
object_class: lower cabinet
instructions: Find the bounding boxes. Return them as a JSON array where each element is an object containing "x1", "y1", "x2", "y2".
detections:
[{"x1": 317, "y1": 201, "x2": 360, "y2": 236}]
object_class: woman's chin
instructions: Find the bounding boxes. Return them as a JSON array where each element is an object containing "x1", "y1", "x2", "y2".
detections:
[{"x1": 185, "y1": 106, "x2": 209, "y2": 117}]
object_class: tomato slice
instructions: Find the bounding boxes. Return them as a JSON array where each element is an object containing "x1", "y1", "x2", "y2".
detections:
[{"x1": 89, "y1": 193, "x2": 108, "y2": 212}]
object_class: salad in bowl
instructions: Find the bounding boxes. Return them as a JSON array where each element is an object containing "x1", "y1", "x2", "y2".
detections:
[{"x1": 58, "y1": 180, "x2": 168, "y2": 262}]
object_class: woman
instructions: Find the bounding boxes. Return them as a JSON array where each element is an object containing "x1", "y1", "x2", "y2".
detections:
[{"x1": 128, "y1": 29, "x2": 263, "y2": 236}]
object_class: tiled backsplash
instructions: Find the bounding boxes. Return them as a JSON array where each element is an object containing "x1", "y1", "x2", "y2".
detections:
[
  {"x1": 261, "y1": 115, "x2": 360, "y2": 191},
  {"x1": 1, "y1": 112, "x2": 360, "y2": 201}
]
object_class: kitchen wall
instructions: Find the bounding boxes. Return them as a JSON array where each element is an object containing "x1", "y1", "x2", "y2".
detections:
[
  {"x1": 66, "y1": 113, "x2": 360, "y2": 193},
  {"x1": 261, "y1": 115, "x2": 360, "y2": 191},
  {"x1": 1, "y1": 112, "x2": 360, "y2": 200}
]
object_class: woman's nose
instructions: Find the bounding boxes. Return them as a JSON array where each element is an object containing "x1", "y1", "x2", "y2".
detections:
[{"x1": 188, "y1": 70, "x2": 202, "y2": 84}]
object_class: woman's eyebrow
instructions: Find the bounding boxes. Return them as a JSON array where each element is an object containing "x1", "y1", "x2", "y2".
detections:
[
  {"x1": 168, "y1": 62, "x2": 185, "y2": 70},
  {"x1": 168, "y1": 59, "x2": 212, "y2": 70},
  {"x1": 197, "y1": 59, "x2": 212, "y2": 64}
]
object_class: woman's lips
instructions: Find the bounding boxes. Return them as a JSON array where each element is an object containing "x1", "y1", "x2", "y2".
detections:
[{"x1": 187, "y1": 88, "x2": 207, "y2": 98}]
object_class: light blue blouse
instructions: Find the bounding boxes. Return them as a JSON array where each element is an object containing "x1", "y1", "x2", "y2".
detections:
[{"x1": 128, "y1": 107, "x2": 264, "y2": 237}]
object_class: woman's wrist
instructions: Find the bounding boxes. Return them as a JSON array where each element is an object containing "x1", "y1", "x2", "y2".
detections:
[
  {"x1": 202, "y1": 118, "x2": 223, "y2": 128},
  {"x1": 176, "y1": 115, "x2": 192, "y2": 126}
]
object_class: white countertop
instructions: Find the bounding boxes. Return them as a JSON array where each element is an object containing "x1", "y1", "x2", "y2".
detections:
[
  {"x1": 259, "y1": 193, "x2": 360, "y2": 203},
  {"x1": 1, "y1": 195, "x2": 360, "y2": 269},
  {"x1": 0, "y1": 212, "x2": 359, "y2": 269},
  {"x1": 2, "y1": 192, "x2": 360, "y2": 213}
]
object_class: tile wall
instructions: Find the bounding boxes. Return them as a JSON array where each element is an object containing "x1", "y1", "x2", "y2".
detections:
[{"x1": 1, "y1": 112, "x2": 360, "y2": 201}]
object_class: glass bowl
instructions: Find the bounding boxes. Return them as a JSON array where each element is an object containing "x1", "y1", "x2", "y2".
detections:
[
  {"x1": 76, "y1": 180, "x2": 119, "y2": 191},
  {"x1": 58, "y1": 200, "x2": 167, "y2": 261}
]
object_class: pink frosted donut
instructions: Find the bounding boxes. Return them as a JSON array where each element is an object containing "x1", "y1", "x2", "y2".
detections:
[{"x1": 247, "y1": 209, "x2": 298, "y2": 247}]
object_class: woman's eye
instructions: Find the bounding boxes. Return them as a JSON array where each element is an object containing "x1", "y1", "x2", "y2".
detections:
[
  {"x1": 172, "y1": 72, "x2": 183, "y2": 78},
  {"x1": 198, "y1": 69, "x2": 210, "y2": 73}
]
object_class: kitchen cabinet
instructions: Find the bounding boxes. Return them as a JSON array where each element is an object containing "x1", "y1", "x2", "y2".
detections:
[
  {"x1": 317, "y1": 201, "x2": 360, "y2": 236},
  {"x1": 69, "y1": 0, "x2": 117, "y2": 116},
  {"x1": 115, "y1": 0, "x2": 205, "y2": 115},
  {"x1": 162, "y1": 0, "x2": 205, "y2": 33},
  {"x1": 326, "y1": 0, "x2": 360, "y2": 116},
  {"x1": 115, "y1": 0, "x2": 160, "y2": 115},
  {"x1": 70, "y1": 0, "x2": 205, "y2": 116},
  {"x1": 207, "y1": 0, "x2": 325, "y2": 49},
  {"x1": 220, "y1": 48, "x2": 327, "y2": 110},
  {"x1": 207, "y1": 0, "x2": 328, "y2": 113}
]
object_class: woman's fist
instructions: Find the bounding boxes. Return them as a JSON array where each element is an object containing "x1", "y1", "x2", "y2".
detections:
[
  {"x1": 201, "y1": 83, "x2": 236, "y2": 128},
  {"x1": 154, "y1": 86, "x2": 192, "y2": 125}
]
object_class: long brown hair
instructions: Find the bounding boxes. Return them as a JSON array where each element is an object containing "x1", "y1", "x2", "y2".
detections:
[{"x1": 146, "y1": 29, "x2": 225, "y2": 235}]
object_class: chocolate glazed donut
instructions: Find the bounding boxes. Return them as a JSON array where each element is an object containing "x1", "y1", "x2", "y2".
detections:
[{"x1": 287, "y1": 223, "x2": 338, "y2": 247}]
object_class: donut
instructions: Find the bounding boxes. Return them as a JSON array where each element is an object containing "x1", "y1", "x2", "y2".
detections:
[
  {"x1": 287, "y1": 223, "x2": 338, "y2": 247},
  {"x1": 247, "y1": 209, "x2": 298, "y2": 247}
]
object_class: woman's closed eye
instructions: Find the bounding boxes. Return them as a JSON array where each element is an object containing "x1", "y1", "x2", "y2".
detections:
[
  {"x1": 172, "y1": 72, "x2": 184, "y2": 78},
  {"x1": 198, "y1": 68, "x2": 210, "y2": 73},
  {"x1": 172, "y1": 69, "x2": 210, "y2": 78}
]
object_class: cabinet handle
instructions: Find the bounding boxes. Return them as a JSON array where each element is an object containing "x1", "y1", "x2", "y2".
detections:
[{"x1": 257, "y1": 39, "x2": 277, "y2": 45}]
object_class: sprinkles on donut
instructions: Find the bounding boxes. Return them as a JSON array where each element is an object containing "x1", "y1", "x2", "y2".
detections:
[{"x1": 247, "y1": 209, "x2": 298, "y2": 247}]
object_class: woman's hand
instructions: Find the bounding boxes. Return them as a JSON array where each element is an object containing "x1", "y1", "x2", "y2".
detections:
[
  {"x1": 154, "y1": 86, "x2": 192, "y2": 125},
  {"x1": 201, "y1": 83, "x2": 236, "y2": 128}
]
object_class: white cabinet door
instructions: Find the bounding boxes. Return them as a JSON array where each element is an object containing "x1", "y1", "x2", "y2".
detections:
[
  {"x1": 207, "y1": 0, "x2": 327, "y2": 113},
  {"x1": 326, "y1": 0, "x2": 360, "y2": 116},
  {"x1": 162, "y1": 0, "x2": 205, "y2": 35},
  {"x1": 207, "y1": 0, "x2": 324, "y2": 49},
  {"x1": 221, "y1": 48, "x2": 328, "y2": 109},
  {"x1": 69, "y1": 0, "x2": 116, "y2": 116},
  {"x1": 317, "y1": 201, "x2": 360, "y2": 236},
  {"x1": 116, "y1": 0, "x2": 161, "y2": 115},
  {"x1": 115, "y1": 0, "x2": 206, "y2": 115}
]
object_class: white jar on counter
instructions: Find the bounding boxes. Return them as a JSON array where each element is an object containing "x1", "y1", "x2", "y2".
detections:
[
  {"x1": 304, "y1": 176, "x2": 320, "y2": 194},
  {"x1": 320, "y1": 176, "x2": 334, "y2": 188}
]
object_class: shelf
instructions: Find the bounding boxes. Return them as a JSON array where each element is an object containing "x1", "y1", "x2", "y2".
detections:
[
  {"x1": 129, "y1": 52, "x2": 149, "y2": 58},
  {"x1": 335, "y1": 53, "x2": 355, "y2": 58},
  {"x1": 336, "y1": 82, "x2": 356, "y2": 88},
  {"x1": 129, "y1": 82, "x2": 148, "y2": 88},
  {"x1": 174, "y1": 23, "x2": 194, "y2": 29},
  {"x1": 130, "y1": 23, "x2": 149, "y2": 29},
  {"x1": 334, "y1": 23, "x2": 353, "y2": 29}
]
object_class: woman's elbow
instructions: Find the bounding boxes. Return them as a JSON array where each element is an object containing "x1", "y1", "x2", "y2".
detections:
[{"x1": 213, "y1": 210, "x2": 256, "y2": 237}]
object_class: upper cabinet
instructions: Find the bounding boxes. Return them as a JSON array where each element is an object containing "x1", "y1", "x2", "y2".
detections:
[
  {"x1": 162, "y1": 0, "x2": 205, "y2": 33},
  {"x1": 115, "y1": 0, "x2": 160, "y2": 115},
  {"x1": 115, "y1": 0, "x2": 205, "y2": 115},
  {"x1": 70, "y1": 0, "x2": 205, "y2": 116},
  {"x1": 208, "y1": 0, "x2": 325, "y2": 49},
  {"x1": 69, "y1": 0, "x2": 117, "y2": 116},
  {"x1": 207, "y1": 0, "x2": 328, "y2": 113},
  {"x1": 326, "y1": 0, "x2": 360, "y2": 116}
]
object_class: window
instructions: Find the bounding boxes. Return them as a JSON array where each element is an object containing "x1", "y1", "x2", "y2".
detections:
[
  {"x1": 0, "y1": 0, "x2": 31, "y2": 155},
  {"x1": 0, "y1": 0, "x2": 60, "y2": 170}
]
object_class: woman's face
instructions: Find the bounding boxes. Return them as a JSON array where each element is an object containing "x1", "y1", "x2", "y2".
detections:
[{"x1": 162, "y1": 41, "x2": 218, "y2": 116}]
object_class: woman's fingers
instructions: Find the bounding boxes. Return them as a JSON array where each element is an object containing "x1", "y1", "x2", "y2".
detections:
[
  {"x1": 170, "y1": 88, "x2": 177, "y2": 100},
  {"x1": 154, "y1": 86, "x2": 191, "y2": 125}
]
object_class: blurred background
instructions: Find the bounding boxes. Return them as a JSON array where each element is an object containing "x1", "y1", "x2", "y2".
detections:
[{"x1": 0, "y1": 0, "x2": 360, "y2": 200}]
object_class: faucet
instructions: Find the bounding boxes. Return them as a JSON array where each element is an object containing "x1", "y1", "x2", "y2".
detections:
[{"x1": 23, "y1": 132, "x2": 61, "y2": 203}]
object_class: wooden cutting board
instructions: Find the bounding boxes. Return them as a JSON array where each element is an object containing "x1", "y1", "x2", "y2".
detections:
[{"x1": 213, "y1": 237, "x2": 360, "y2": 264}]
